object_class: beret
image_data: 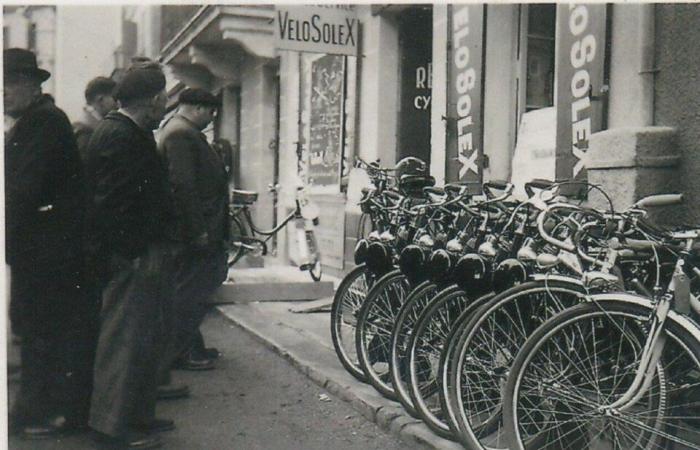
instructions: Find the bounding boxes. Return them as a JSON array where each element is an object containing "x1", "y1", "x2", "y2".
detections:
[
  {"x1": 178, "y1": 88, "x2": 220, "y2": 107},
  {"x1": 113, "y1": 61, "x2": 166, "y2": 102}
]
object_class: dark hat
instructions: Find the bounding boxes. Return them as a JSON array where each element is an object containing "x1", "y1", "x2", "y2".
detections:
[
  {"x1": 85, "y1": 76, "x2": 116, "y2": 102},
  {"x1": 113, "y1": 59, "x2": 166, "y2": 103},
  {"x1": 4, "y1": 48, "x2": 51, "y2": 82},
  {"x1": 178, "y1": 88, "x2": 220, "y2": 108}
]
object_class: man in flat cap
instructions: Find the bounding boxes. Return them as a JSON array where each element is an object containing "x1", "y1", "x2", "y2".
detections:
[
  {"x1": 4, "y1": 48, "x2": 96, "y2": 439},
  {"x1": 73, "y1": 76, "x2": 117, "y2": 160},
  {"x1": 84, "y1": 59, "x2": 175, "y2": 449},
  {"x1": 156, "y1": 88, "x2": 228, "y2": 385}
]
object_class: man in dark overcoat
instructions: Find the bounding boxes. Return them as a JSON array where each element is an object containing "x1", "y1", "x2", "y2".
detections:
[
  {"x1": 83, "y1": 60, "x2": 174, "y2": 450},
  {"x1": 156, "y1": 88, "x2": 229, "y2": 383},
  {"x1": 4, "y1": 48, "x2": 97, "y2": 438}
]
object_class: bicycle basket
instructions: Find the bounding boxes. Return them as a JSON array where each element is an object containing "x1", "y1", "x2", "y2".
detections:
[{"x1": 232, "y1": 189, "x2": 258, "y2": 205}]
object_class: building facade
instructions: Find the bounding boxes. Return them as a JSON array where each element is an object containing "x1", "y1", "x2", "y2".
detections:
[{"x1": 61, "y1": 4, "x2": 697, "y2": 277}]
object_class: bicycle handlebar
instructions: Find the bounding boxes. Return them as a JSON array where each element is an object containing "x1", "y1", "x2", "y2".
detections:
[{"x1": 633, "y1": 193, "x2": 684, "y2": 209}]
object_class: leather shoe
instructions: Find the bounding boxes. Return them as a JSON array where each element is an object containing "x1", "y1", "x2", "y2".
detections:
[
  {"x1": 132, "y1": 418, "x2": 175, "y2": 433},
  {"x1": 157, "y1": 383, "x2": 190, "y2": 400},
  {"x1": 93, "y1": 430, "x2": 162, "y2": 449},
  {"x1": 21, "y1": 416, "x2": 85, "y2": 440},
  {"x1": 204, "y1": 347, "x2": 222, "y2": 360},
  {"x1": 173, "y1": 352, "x2": 215, "y2": 371}
]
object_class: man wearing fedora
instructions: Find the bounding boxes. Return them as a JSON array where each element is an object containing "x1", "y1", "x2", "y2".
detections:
[{"x1": 4, "y1": 48, "x2": 97, "y2": 438}]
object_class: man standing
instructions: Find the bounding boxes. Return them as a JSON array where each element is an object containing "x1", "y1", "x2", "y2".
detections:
[
  {"x1": 157, "y1": 88, "x2": 229, "y2": 379},
  {"x1": 84, "y1": 60, "x2": 174, "y2": 450},
  {"x1": 73, "y1": 76, "x2": 117, "y2": 159},
  {"x1": 4, "y1": 48, "x2": 95, "y2": 438}
]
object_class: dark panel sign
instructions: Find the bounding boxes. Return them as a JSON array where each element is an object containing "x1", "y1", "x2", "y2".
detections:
[
  {"x1": 398, "y1": 7, "x2": 432, "y2": 165},
  {"x1": 308, "y1": 54, "x2": 345, "y2": 186},
  {"x1": 446, "y1": 4, "x2": 485, "y2": 187},
  {"x1": 555, "y1": 4, "x2": 607, "y2": 183}
]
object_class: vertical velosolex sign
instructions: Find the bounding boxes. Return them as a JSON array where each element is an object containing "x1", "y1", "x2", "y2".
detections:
[
  {"x1": 446, "y1": 4, "x2": 484, "y2": 187},
  {"x1": 275, "y1": 5, "x2": 359, "y2": 56},
  {"x1": 555, "y1": 4, "x2": 607, "y2": 184}
]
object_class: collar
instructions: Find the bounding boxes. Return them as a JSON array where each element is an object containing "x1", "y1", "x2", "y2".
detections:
[{"x1": 173, "y1": 113, "x2": 204, "y2": 133}]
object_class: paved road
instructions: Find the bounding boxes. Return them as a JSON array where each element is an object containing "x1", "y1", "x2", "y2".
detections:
[{"x1": 8, "y1": 311, "x2": 408, "y2": 450}]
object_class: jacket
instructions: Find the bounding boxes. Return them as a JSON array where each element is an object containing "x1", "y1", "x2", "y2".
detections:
[
  {"x1": 84, "y1": 111, "x2": 174, "y2": 263},
  {"x1": 4, "y1": 94, "x2": 84, "y2": 269},
  {"x1": 157, "y1": 115, "x2": 229, "y2": 247}
]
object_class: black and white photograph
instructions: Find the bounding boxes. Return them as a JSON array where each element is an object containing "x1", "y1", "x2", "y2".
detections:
[{"x1": 3, "y1": 2, "x2": 700, "y2": 450}]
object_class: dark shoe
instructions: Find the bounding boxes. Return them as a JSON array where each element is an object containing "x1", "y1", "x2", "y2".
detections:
[
  {"x1": 131, "y1": 418, "x2": 175, "y2": 433},
  {"x1": 93, "y1": 430, "x2": 162, "y2": 449},
  {"x1": 173, "y1": 352, "x2": 215, "y2": 371},
  {"x1": 21, "y1": 416, "x2": 85, "y2": 440},
  {"x1": 204, "y1": 347, "x2": 222, "y2": 360},
  {"x1": 157, "y1": 383, "x2": 190, "y2": 400}
]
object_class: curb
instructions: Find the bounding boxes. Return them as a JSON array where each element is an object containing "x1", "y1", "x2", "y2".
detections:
[{"x1": 215, "y1": 307, "x2": 463, "y2": 450}]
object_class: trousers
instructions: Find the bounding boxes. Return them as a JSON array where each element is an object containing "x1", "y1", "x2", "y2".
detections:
[{"x1": 89, "y1": 242, "x2": 173, "y2": 437}]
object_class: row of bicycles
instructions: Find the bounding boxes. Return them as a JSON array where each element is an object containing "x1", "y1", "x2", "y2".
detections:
[{"x1": 330, "y1": 157, "x2": 700, "y2": 450}]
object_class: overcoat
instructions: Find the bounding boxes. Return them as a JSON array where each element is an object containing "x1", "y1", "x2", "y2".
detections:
[
  {"x1": 5, "y1": 94, "x2": 84, "y2": 270},
  {"x1": 157, "y1": 114, "x2": 229, "y2": 247}
]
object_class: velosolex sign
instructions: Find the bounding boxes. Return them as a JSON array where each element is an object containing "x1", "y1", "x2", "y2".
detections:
[
  {"x1": 275, "y1": 5, "x2": 359, "y2": 56},
  {"x1": 555, "y1": 4, "x2": 607, "y2": 184}
]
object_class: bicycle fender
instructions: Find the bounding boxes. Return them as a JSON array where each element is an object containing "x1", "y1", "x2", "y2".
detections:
[
  {"x1": 531, "y1": 273, "x2": 584, "y2": 286},
  {"x1": 586, "y1": 292, "x2": 700, "y2": 342}
]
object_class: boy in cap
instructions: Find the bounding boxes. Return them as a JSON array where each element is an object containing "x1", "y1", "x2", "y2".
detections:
[
  {"x1": 157, "y1": 88, "x2": 228, "y2": 382},
  {"x1": 4, "y1": 48, "x2": 95, "y2": 438},
  {"x1": 84, "y1": 59, "x2": 175, "y2": 449},
  {"x1": 73, "y1": 76, "x2": 117, "y2": 159}
]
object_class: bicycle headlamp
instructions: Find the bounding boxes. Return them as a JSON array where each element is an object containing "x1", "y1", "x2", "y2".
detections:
[
  {"x1": 399, "y1": 244, "x2": 426, "y2": 283},
  {"x1": 380, "y1": 231, "x2": 395, "y2": 243},
  {"x1": 446, "y1": 239, "x2": 464, "y2": 254},
  {"x1": 478, "y1": 238, "x2": 498, "y2": 258},
  {"x1": 493, "y1": 258, "x2": 528, "y2": 293},
  {"x1": 354, "y1": 238, "x2": 369, "y2": 265},
  {"x1": 417, "y1": 234, "x2": 435, "y2": 251},
  {"x1": 368, "y1": 230, "x2": 381, "y2": 241}
]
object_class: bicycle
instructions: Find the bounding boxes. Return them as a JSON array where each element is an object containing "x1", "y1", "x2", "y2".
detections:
[
  {"x1": 227, "y1": 174, "x2": 322, "y2": 282},
  {"x1": 503, "y1": 193, "x2": 700, "y2": 450}
]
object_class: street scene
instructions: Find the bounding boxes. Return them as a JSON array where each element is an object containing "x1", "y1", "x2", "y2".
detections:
[{"x1": 5, "y1": 3, "x2": 700, "y2": 450}]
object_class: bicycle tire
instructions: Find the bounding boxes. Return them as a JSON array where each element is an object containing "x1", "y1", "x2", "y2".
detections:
[
  {"x1": 440, "y1": 291, "x2": 495, "y2": 438},
  {"x1": 330, "y1": 264, "x2": 374, "y2": 382},
  {"x1": 407, "y1": 286, "x2": 481, "y2": 441},
  {"x1": 449, "y1": 280, "x2": 586, "y2": 449},
  {"x1": 502, "y1": 300, "x2": 700, "y2": 450},
  {"x1": 389, "y1": 280, "x2": 440, "y2": 418},
  {"x1": 227, "y1": 216, "x2": 247, "y2": 266},
  {"x1": 356, "y1": 269, "x2": 410, "y2": 400}
]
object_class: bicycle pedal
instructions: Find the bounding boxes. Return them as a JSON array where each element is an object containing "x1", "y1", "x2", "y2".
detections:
[{"x1": 299, "y1": 263, "x2": 311, "y2": 271}]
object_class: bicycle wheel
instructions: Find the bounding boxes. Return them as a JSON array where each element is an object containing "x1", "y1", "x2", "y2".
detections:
[
  {"x1": 227, "y1": 216, "x2": 247, "y2": 265},
  {"x1": 389, "y1": 281, "x2": 441, "y2": 417},
  {"x1": 440, "y1": 292, "x2": 496, "y2": 437},
  {"x1": 407, "y1": 286, "x2": 485, "y2": 440},
  {"x1": 503, "y1": 300, "x2": 700, "y2": 450},
  {"x1": 330, "y1": 264, "x2": 374, "y2": 382},
  {"x1": 356, "y1": 269, "x2": 411, "y2": 400},
  {"x1": 449, "y1": 280, "x2": 586, "y2": 449}
]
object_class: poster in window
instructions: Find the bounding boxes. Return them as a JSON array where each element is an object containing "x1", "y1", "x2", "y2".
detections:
[{"x1": 308, "y1": 54, "x2": 345, "y2": 187}]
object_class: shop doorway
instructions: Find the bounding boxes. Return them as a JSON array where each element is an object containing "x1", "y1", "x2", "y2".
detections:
[{"x1": 397, "y1": 6, "x2": 433, "y2": 167}]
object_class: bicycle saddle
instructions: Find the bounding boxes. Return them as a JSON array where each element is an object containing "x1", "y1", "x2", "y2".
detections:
[{"x1": 232, "y1": 189, "x2": 258, "y2": 205}]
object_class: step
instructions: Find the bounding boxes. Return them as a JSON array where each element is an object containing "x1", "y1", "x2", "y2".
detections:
[{"x1": 210, "y1": 266, "x2": 335, "y2": 304}]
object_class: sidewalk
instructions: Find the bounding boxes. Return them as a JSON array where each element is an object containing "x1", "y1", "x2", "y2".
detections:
[{"x1": 216, "y1": 300, "x2": 464, "y2": 450}]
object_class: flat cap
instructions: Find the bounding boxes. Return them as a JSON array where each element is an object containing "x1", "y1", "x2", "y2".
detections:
[
  {"x1": 178, "y1": 88, "x2": 220, "y2": 107},
  {"x1": 113, "y1": 60, "x2": 166, "y2": 103}
]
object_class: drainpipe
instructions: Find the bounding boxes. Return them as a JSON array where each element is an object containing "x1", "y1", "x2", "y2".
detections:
[{"x1": 638, "y1": 4, "x2": 656, "y2": 127}]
